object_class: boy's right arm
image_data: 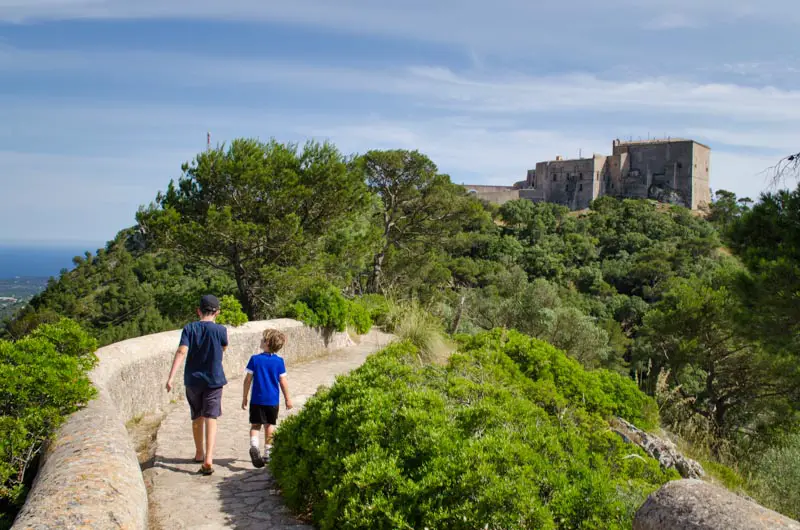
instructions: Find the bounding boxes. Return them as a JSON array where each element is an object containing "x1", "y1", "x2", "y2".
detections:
[
  {"x1": 242, "y1": 373, "x2": 253, "y2": 410},
  {"x1": 166, "y1": 327, "x2": 191, "y2": 392},
  {"x1": 165, "y1": 345, "x2": 188, "y2": 392}
]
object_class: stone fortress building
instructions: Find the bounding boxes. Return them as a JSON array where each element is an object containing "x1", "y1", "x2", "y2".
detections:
[{"x1": 465, "y1": 137, "x2": 711, "y2": 211}]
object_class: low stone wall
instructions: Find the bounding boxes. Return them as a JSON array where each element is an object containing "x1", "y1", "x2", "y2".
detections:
[
  {"x1": 634, "y1": 479, "x2": 800, "y2": 530},
  {"x1": 11, "y1": 319, "x2": 353, "y2": 530}
]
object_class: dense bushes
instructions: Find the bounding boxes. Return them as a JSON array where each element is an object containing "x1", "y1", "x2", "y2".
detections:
[
  {"x1": 285, "y1": 284, "x2": 372, "y2": 334},
  {"x1": 216, "y1": 295, "x2": 249, "y2": 327},
  {"x1": 0, "y1": 319, "x2": 97, "y2": 528},
  {"x1": 464, "y1": 330, "x2": 658, "y2": 430},
  {"x1": 271, "y1": 330, "x2": 675, "y2": 529}
]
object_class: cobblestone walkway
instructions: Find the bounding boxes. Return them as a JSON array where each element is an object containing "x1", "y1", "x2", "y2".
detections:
[{"x1": 145, "y1": 331, "x2": 393, "y2": 529}]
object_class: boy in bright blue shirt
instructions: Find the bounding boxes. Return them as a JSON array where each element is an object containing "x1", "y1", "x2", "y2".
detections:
[{"x1": 242, "y1": 329, "x2": 293, "y2": 468}]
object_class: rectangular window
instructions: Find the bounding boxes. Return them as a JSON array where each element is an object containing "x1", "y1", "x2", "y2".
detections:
[
  {"x1": 579, "y1": 183, "x2": 583, "y2": 191},
  {"x1": 579, "y1": 172, "x2": 583, "y2": 180},
  {"x1": 552, "y1": 174, "x2": 557, "y2": 181}
]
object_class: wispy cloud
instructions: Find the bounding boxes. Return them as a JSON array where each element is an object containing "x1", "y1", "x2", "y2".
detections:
[
  {"x1": 5, "y1": 46, "x2": 800, "y2": 124},
  {"x1": 645, "y1": 13, "x2": 704, "y2": 30},
  {"x1": 1, "y1": 1, "x2": 796, "y2": 45}
]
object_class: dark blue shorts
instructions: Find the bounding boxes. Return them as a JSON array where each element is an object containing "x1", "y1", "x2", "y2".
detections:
[{"x1": 185, "y1": 385, "x2": 223, "y2": 420}]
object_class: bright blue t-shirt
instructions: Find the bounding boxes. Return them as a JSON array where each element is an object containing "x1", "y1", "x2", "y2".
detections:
[
  {"x1": 245, "y1": 353, "x2": 287, "y2": 406},
  {"x1": 180, "y1": 321, "x2": 229, "y2": 388}
]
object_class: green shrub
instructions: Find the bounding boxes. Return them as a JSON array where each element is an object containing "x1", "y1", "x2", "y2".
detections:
[
  {"x1": 216, "y1": 295, "x2": 248, "y2": 327},
  {"x1": 285, "y1": 284, "x2": 372, "y2": 334},
  {"x1": 271, "y1": 330, "x2": 676, "y2": 529},
  {"x1": 0, "y1": 319, "x2": 97, "y2": 528},
  {"x1": 356, "y1": 294, "x2": 391, "y2": 326},
  {"x1": 699, "y1": 459, "x2": 746, "y2": 491},
  {"x1": 748, "y1": 433, "x2": 800, "y2": 520},
  {"x1": 347, "y1": 300, "x2": 372, "y2": 335},
  {"x1": 463, "y1": 330, "x2": 658, "y2": 430}
]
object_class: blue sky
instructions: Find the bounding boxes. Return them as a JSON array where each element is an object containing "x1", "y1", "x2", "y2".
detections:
[{"x1": 1, "y1": 0, "x2": 798, "y2": 245}]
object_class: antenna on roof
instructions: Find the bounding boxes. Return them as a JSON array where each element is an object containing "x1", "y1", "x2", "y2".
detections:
[{"x1": 207, "y1": 131, "x2": 211, "y2": 151}]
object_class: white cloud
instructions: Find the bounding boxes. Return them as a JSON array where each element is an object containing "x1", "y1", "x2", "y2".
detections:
[
  {"x1": 645, "y1": 13, "x2": 704, "y2": 30},
  {"x1": 5, "y1": 46, "x2": 800, "y2": 124}
]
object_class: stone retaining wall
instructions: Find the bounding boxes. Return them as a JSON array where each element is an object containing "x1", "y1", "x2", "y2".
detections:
[{"x1": 11, "y1": 320, "x2": 353, "y2": 530}]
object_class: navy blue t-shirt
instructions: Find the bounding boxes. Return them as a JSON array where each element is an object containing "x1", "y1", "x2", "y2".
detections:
[
  {"x1": 180, "y1": 321, "x2": 229, "y2": 388},
  {"x1": 245, "y1": 353, "x2": 286, "y2": 406}
]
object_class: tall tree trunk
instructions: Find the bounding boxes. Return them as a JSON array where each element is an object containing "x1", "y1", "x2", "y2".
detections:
[
  {"x1": 233, "y1": 271, "x2": 256, "y2": 319},
  {"x1": 231, "y1": 248, "x2": 256, "y2": 319},
  {"x1": 450, "y1": 291, "x2": 466, "y2": 334},
  {"x1": 368, "y1": 245, "x2": 388, "y2": 294}
]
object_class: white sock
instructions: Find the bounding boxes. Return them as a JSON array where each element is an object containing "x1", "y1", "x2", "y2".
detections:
[{"x1": 250, "y1": 436, "x2": 259, "y2": 449}]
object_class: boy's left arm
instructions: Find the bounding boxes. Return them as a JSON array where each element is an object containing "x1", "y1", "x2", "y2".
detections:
[{"x1": 279, "y1": 374, "x2": 293, "y2": 410}]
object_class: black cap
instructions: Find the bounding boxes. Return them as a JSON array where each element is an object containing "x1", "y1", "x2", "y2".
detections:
[{"x1": 200, "y1": 295, "x2": 221, "y2": 312}]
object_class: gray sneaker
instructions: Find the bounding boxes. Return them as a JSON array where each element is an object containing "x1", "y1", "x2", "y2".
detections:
[{"x1": 249, "y1": 446, "x2": 264, "y2": 468}]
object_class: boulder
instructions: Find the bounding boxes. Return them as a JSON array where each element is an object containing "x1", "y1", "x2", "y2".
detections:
[{"x1": 634, "y1": 479, "x2": 800, "y2": 530}]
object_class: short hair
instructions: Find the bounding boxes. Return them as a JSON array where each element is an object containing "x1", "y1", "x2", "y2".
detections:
[{"x1": 262, "y1": 329, "x2": 286, "y2": 352}]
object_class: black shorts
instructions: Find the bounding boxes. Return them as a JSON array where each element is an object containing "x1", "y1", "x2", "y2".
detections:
[
  {"x1": 185, "y1": 385, "x2": 223, "y2": 420},
  {"x1": 249, "y1": 404, "x2": 279, "y2": 425}
]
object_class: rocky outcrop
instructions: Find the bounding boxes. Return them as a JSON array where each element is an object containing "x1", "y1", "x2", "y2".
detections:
[
  {"x1": 611, "y1": 417, "x2": 704, "y2": 479},
  {"x1": 634, "y1": 479, "x2": 800, "y2": 530}
]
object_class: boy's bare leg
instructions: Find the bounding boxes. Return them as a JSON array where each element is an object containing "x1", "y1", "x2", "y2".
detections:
[
  {"x1": 203, "y1": 417, "x2": 217, "y2": 467},
  {"x1": 265, "y1": 424, "x2": 276, "y2": 446},
  {"x1": 192, "y1": 418, "x2": 204, "y2": 461},
  {"x1": 250, "y1": 425, "x2": 262, "y2": 443}
]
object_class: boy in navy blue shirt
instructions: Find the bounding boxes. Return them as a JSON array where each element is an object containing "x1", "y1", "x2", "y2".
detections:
[
  {"x1": 242, "y1": 329, "x2": 293, "y2": 468},
  {"x1": 165, "y1": 294, "x2": 228, "y2": 475}
]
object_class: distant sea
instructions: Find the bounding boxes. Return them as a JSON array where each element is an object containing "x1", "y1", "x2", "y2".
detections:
[{"x1": 0, "y1": 244, "x2": 101, "y2": 279}]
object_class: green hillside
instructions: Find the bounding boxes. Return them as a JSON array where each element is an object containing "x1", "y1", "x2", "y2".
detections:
[{"x1": 3, "y1": 139, "x2": 799, "y2": 525}]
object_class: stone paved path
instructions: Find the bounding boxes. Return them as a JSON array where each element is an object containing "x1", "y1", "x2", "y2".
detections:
[{"x1": 145, "y1": 331, "x2": 393, "y2": 529}]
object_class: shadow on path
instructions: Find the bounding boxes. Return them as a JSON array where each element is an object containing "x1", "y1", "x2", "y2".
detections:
[{"x1": 218, "y1": 462, "x2": 311, "y2": 529}]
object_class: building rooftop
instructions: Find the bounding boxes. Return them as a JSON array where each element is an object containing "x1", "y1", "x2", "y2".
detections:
[{"x1": 615, "y1": 137, "x2": 711, "y2": 150}]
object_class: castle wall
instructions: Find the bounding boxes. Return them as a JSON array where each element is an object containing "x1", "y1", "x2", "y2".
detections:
[
  {"x1": 534, "y1": 157, "x2": 602, "y2": 210},
  {"x1": 612, "y1": 140, "x2": 697, "y2": 208},
  {"x1": 462, "y1": 185, "x2": 521, "y2": 205},
  {"x1": 691, "y1": 144, "x2": 711, "y2": 210},
  {"x1": 505, "y1": 138, "x2": 711, "y2": 211}
]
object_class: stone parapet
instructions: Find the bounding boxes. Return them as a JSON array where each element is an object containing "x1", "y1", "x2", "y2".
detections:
[{"x1": 11, "y1": 320, "x2": 353, "y2": 530}]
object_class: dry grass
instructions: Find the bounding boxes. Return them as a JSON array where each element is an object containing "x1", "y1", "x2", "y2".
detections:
[{"x1": 385, "y1": 300, "x2": 454, "y2": 365}]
